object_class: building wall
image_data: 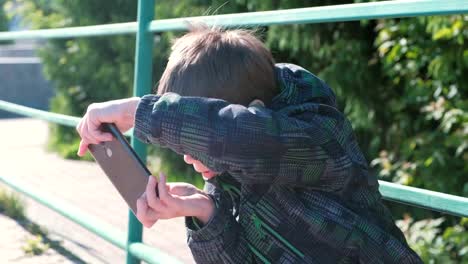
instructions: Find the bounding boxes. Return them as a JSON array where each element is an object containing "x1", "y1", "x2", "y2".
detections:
[{"x1": 0, "y1": 43, "x2": 54, "y2": 118}]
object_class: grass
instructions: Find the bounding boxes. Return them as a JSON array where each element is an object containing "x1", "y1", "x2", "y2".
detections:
[
  {"x1": 0, "y1": 186, "x2": 85, "y2": 262},
  {"x1": 22, "y1": 235, "x2": 50, "y2": 256},
  {"x1": 0, "y1": 187, "x2": 26, "y2": 220},
  {"x1": 0, "y1": 187, "x2": 49, "y2": 255}
]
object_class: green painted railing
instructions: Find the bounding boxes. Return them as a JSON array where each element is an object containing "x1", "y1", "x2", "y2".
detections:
[{"x1": 1, "y1": 0, "x2": 467, "y2": 263}]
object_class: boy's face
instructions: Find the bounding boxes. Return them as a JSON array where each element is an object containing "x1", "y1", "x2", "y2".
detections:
[{"x1": 183, "y1": 155, "x2": 217, "y2": 180}]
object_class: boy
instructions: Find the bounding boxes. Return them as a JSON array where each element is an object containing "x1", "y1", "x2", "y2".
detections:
[{"x1": 77, "y1": 26, "x2": 422, "y2": 263}]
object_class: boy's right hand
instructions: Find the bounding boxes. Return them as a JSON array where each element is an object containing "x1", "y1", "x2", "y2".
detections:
[
  {"x1": 76, "y1": 97, "x2": 141, "y2": 156},
  {"x1": 136, "y1": 173, "x2": 214, "y2": 228}
]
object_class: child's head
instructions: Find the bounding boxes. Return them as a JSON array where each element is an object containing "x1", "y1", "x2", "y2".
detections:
[{"x1": 157, "y1": 25, "x2": 278, "y2": 106}]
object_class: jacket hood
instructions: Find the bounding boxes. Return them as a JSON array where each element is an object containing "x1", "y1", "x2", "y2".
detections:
[{"x1": 271, "y1": 63, "x2": 337, "y2": 110}]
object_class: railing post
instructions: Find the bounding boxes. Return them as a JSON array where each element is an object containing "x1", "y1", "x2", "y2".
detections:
[{"x1": 127, "y1": 0, "x2": 155, "y2": 264}]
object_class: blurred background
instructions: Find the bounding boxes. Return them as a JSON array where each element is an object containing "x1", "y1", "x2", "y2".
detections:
[{"x1": 0, "y1": 0, "x2": 467, "y2": 263}]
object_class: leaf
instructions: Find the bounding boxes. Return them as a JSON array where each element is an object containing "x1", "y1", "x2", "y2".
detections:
[
  {"x1": 463, "y1": 50, "x2": 468, "y2": 67},
  {"x1": 424, "y1": 157, "x2": 433, "y2": 167},
  {"x1": 456, "y1": 142, "x2": 467, "y2": 157},
  {"x1": 433, "y1": 27, "x2": 452, "y2": 41}
]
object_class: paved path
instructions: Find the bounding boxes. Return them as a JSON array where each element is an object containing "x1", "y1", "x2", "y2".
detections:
[
  {"x1": 0, "y1": 118, "x2": 195, "y2": 264},
  {"x1": 0, "y1": 213, "x2": 85, "y2": 264}
]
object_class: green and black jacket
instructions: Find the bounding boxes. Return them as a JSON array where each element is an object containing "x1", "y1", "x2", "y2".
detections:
[{"x1": 135, "y1": 63, "x2": 422, "y2": 263}]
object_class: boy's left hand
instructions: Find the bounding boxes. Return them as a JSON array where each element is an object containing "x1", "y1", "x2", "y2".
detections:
[{"x1": 136, "y1": 172, "x2": 214, "y2": 228}]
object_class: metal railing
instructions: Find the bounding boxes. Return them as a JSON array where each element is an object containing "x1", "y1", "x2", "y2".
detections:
[{"x1": 0, "y1": 0, "x2": 467, "y2": 263}]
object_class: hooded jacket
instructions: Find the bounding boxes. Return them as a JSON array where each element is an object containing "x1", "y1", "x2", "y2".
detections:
[{"x1": 134, "y1": 63, "x2": 422, "y2": 263}]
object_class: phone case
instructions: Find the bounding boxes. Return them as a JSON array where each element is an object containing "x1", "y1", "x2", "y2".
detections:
[{"x1": 88, "y1": 123, "x2": 152, "y2": 214}]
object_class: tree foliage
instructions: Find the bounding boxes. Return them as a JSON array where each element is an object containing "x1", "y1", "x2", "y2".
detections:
[
  {"x1": 0, "y1": 0, "x2": 9, "y2": 32},
  {"x1": 371, "y1": 15, "x2": 468, "y2": 198},
  {"x1": 13, "y1": 1, "x2": 467, "y2": 261},
  {"x1": 397, "y1": 217, "x2": 468, "y2": 263}
]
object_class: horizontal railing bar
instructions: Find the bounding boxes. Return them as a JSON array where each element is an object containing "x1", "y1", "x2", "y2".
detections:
[
  {"x1": 0, "y1": 22, "x2": 137, "y2": 41},
  {"x1": 128, "y1": 242, "x2": 184, "y2": 264},
  {"x1": 0, "y1": 100, "x2": 133, "y2": 136},
  {"x1": 1, "y1": 0, "x2": 467, "y2": 41},
  {"x1": 0, "y1": 100, "x2": 80, "y2": 127},
  {"x1": 0, "y1": 174, "x2": 127, "y2": 249},
  {"x1": 379, "y1": 181, "x2": 468, "y2": 217},
  {"x1": 149, "y1": 0, "x2": 468, "y2": 32}
]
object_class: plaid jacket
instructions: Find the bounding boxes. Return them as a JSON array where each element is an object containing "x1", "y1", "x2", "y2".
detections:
[{"x1": 135, "y1": 63, "x2": 422, "y2": 263}]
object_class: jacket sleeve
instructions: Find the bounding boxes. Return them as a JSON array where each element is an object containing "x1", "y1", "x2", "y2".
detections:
[
  {"x1": 134, "y1": 93, "x2": 358, "y2": 190},
  {"x1": 184, "y1": 182, "x2": 257, "y2": 264}
]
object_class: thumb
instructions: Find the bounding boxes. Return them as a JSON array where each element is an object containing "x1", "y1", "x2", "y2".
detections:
[{"x1": 158, "y1": 172, "x2": 170, "y2": 201}]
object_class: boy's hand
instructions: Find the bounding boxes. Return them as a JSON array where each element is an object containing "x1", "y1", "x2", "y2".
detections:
[
  {"x1": 136, "y1": 173, "x2": 214, "y2": 228},
  {"x1": 76, "y1": 97, "x2": 141, "y2": 156}
]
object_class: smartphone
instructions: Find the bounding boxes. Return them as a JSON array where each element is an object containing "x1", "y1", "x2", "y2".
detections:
[{"x1": 88, "y1": 123, "x2": 155, "y2": 215}]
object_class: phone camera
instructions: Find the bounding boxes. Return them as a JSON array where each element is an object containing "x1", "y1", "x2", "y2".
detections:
[{"x1": 106, "y1": 147, "x2": 113, "y2": 158}]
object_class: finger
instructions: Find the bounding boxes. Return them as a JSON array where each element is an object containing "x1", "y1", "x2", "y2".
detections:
[
  {"x1": 80, "y1": 121, "x2": 100, "y2": 145},
  {"x1": 183, "y1": 155, "x2": 194, "y2": 164},
  {"x1": 193, "y1": 162, "x2": 210, "y2": 173},
  {"x1": 158, "y1": 172, "x2": 170, "y2": 201},
  {"x1": 78, "y1": 133, "x2": 98, "y2": 155},
  {"x1": 77, "y1": 128, "x2": 98, "y2": 156},
  {"x1": 145, "y1": 207, "x2": 160, "y2": 219},
  {"x1": 77, "y1": 140, "x2": 89, "y2": 157},
  {"x1": 76, "y1": 118, "x2": 91, "y2": 142},
  {"x1": 88, "y1": 118, "x2": 113, "y2": 142},
  {"x1": 79, "y1": 117, "x2": 88, "y2": 139},
  {"x1": 146, "y1": 176, "x2": 163, "y2": 209},
  {"x1": 141, "y1": 219, "x2": 153, "y2": 228},
  {"x1": 137, "y1": 211, "x2": 155, "y2": 228},
  {"x1": 135, "y1": 196, "x2": 147, "y2": 224},
  {"x1": 136, "y1": 196, "x2": 159, "y2": 227},
  {"x1": 76, "y1": 118, "x2": 84, "y2": 135},
  {"x1": 136, "y1": 195, "x2": 148, "y2": 221},
  {"x1": 85, "y1": 118, "x2": 104, "y2": 144}
]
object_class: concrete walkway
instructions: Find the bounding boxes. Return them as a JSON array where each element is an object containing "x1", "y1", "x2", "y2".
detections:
[
  {"x1": 0, "y1": 118, "x2": 194, "y2": 264},
  {"x1": 0, "y1": 213, "x2": 84, "y2": 264}
]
